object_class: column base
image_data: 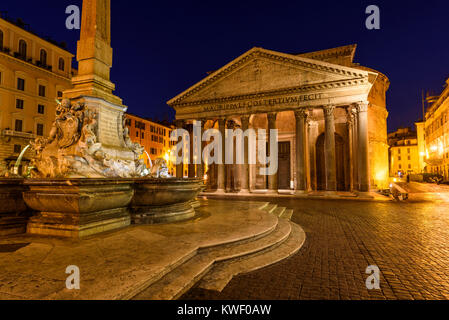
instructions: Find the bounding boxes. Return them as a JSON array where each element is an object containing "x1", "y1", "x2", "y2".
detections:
[
  {"x1": 215, "y1": 189, "x2": 226, "y2": 194},
  {"x1": 238, "y1": 189, "x2": 251, "y2": 195},
  {"x1": 295, "y1": 190, "x2": 308, "y2": 196}
]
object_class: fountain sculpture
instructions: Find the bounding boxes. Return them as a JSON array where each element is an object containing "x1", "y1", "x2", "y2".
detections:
[{"x1": 0, "y1": 0, "x2": 203, "y2": 238}]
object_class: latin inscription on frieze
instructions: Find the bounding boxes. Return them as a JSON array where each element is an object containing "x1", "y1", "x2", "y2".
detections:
[{"x1": 202, "y1": 93, "x2": 323, "y2": 112}]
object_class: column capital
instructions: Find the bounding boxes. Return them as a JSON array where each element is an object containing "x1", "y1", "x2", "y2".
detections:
[
  {"x1": 240, "y1": 115, "x2": 250, "y2": 128},
  {"x1": 346, "y1": 107, "x2": 355, "y2": 125},
  {"x1": 267, "y1": 112, "x2": 278, "y2": 122},
  {"x1": 294, "y1": 108, "x2": 308, "y2": 120},
  {"x1": 175, "y1": 119, "x2": 185, "y2": 128},
  {"x1": 217, "y1": 117, "x2": 226, "y2": 125},
  {"x1": 227, "y1": 119, "x2": 236, "y2": 129},
  {"x1": 352, "y1": 101, "x2": 369, "y2": 113},
  {"x1": 322, "y1": 105, "x2": 335, "y2": 117}
]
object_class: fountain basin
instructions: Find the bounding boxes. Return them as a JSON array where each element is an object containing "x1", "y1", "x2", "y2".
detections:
[
  {"x1": 23, "y1": 179, "x2": 134, "y2": 238},
  {"x1": 131, "y1": 178, "x2": 204, "y2": 224},
  {"x1": 0, "y1": 179, "x2": 30, "y2": 236}
]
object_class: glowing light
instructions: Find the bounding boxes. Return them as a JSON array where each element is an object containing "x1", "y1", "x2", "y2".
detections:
[{"x1": 393, "y1": 178, "x2": 397, "y2": 182}]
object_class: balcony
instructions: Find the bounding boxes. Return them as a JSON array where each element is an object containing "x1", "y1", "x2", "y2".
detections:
[
  {"x1": 424, "y1": 145, "x2": 445, "y2": 166},
  {"x1": 2, "y1": 130, "x2": 36, "y2": 140},
  {"x1": 0, "y1": 49, "x2": 53, "y2": 72}
]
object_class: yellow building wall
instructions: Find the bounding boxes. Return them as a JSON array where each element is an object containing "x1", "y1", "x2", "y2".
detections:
[
  {"x1": 365, "y1": 68, "x2": 390, "y2": 189},
  {"x1": 0, "y1": 18, "x2": 73, "y2": 173},
  {"x1": 390, "y1": 145, "x2": 420, "y2": 176},
  {"x1": 125, "y1": 114, "x2": 175, "y2": 175}
]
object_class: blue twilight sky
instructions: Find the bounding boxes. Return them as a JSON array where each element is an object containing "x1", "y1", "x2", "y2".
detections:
[{"x1": 2, "y1": 0, "x2": 449, "y2": 131}]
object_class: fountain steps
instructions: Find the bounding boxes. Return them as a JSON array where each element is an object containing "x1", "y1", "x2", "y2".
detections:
[{"x1": 130, "y1": 203, "x2": 305, "y2": 300}]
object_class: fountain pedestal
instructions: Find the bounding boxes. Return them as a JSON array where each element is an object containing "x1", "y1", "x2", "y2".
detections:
[
  {"x1": 24, "y1": 179, "x2": 133, "y2": 238},
  {"x1": 0, "y1": 179, "x2": 29, "y2": 236},
  {"x1": 131, "y1": 178, "x2": 204, "y2": 224}
]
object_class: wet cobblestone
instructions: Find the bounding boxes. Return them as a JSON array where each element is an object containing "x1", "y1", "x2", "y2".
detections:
[{"x1": 183, "y1": 198, "x2": 449, "y2": 300}]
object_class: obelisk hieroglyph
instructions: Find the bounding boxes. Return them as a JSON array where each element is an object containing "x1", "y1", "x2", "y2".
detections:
[{"x1": 64, "y1": 0, "x2": 131, "y2": 159}]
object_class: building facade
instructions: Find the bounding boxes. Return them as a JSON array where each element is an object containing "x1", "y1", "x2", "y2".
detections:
[
  {"x1": 168, "y1": 45, "x2": 390, "y2": 193},
  {"x1": 423, "y1": 77, "x2": 449, "y2": 179},
  {"x1": 388, "y1": 127, "x2": 420, "y2": 177},
  {"x1": 0, "y1": 17, "x2": 74, "y2": 173},
  {"x1": 124, "y1": 113, "x2": 175, "y2": 175}
]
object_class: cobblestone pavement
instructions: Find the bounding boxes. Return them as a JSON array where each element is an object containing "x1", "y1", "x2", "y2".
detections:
[{"x1": 182, "y1": 198, "x2": 449, "y2": 300}]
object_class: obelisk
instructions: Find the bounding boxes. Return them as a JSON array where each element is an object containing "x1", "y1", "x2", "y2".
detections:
[{"x1": 64, "y1": 0, "x2": 132, "y2": 160}]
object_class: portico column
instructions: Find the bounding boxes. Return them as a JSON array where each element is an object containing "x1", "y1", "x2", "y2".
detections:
[
  {"x1": 240, "y1": 115, "x2": 250, "y2": 193},
  {"x1": 323, "y1": 105, "x2": 337, "y2": 191},
  {"x1": 346, "y1": 108, "x2": 355, "y2": 192},
  {"x1": 267, "y1": 112, "x2": 278, "y2": 194},
  {"x1": 187, "y1": 123, "x2": 196, "y2": 178},
  {"x1": 175, "y1": 119, "x2": 185, "y2": 178},
  {"x1": 355, "y1": 101, "x2": 370, "y2": 192},
  {"x1": 196, "y1": 119, "x2": 205, "y2": 180},
  {"x1": 216, "y1": 118, "x2": 226, "y2": 193},
  {"x1": 352, "y1": 108, "x2": 359, "y2": 190},
  {"x1": 307, "y1": 119, "x2": 318, "y2": 191},
  {"x1": 294, "y1": 109, "x2": 307, "y2": 193}
]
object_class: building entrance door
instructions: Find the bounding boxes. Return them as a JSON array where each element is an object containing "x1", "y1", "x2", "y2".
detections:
[
  {"x1": 316, "y1": 133, "x2": 347, "y2": 191},
  {"x1": 278, "y1": 141, "x2": 291, "y2": 189}
]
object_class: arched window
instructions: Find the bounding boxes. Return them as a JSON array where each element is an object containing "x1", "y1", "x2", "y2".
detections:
[
  {"x1": 58, "y1": 57, "x2": 65, "y2": 71},
  {"x1": 40, "y1": 49, "x2": 47, "y2": 66},
  {"x1": 0, "y1": 30, "x2": 4, "y2": 49},
  {"x1": 18, "y1": 40, "x2": 27, "y2": 58}
]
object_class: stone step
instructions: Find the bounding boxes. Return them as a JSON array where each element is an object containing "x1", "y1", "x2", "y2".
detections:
[
  {"x1": 197, "y1": 221, "x2": 306, "y2": 292},
  {"x1": 257, "y1": 202, "x2": 271, "y2": 210},
  {"x1": 272, "y1": 206, "x2": 286, "y2": 218},
  {"x1": 131, "y1": 218, "x2": 292, "y2": 300},
  {"x1": 280, "y1": 209, "x2": 293, "y2": 221},
  {"x1": 263, "y1": 203, "x2": 278, "y2": 214}
]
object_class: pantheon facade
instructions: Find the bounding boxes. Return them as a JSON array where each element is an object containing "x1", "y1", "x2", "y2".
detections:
[{"x1": 168, "y1": 45, "x2": 389, "y2": 194}]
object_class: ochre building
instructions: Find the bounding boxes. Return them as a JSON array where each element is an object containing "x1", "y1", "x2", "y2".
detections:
[
  {"x1": 388, "y1": 127, "x2": 420, "y2": 177},
  {"x1": 0, "y1": 16, "x2": 74, "y2": 173},
  {"x1": 423, "y1": 77, "x2": 449, "y2": 179},
  {"x1": 125, "y1": 113, "x2": 175, "y2": 175},
  {"x1": 168, "y1": 45, "x2": 390, "y2": 193}
]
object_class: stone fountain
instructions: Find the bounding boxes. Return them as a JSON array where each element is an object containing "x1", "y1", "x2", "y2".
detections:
[{"x1": 0, "y1": 0, "x2": 203, "y2": 238}]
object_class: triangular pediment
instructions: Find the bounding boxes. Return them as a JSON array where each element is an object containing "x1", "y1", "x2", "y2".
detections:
[{"x1": 168, "y1": 47, "x2": 372, "y2": 106}]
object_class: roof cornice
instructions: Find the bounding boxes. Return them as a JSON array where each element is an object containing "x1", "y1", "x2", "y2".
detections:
[{"x1": 167, "y1": 47, "x2": 373, "y2": 106}]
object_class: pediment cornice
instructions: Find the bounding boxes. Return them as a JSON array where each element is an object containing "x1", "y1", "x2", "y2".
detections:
[
  {"x1": 168, "y1": 47, "x2": 374, "y2": 106},
  {"x1": 172, "y1": 77, "x2": 371, "y2": 108}
]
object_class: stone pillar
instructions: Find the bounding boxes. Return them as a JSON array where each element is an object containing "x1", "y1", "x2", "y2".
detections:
[
  {"x1": 187, "y1": 123, "x2": 196, "y2": 178},
  {"x1": 226, "y1": 120, "x2": 235, "y2": 192},
  {"x1": 216, "y1": 118, "x2": 226, "y2": 193},
  {"x1": 196, "y1": 119, "x2": 205, "y2": 180},
  {"x1": 240, "y1": 115, "x2": 250, "y2": 193},
  {"x1": 356, "y1": 102, "x2": 370, "y2": 192},
  {"x1": 323, "y1": 105, "x2": 337, "y2": 191},
  {"x1": 352, "y1": 107, "x2": 359, "y2": 190},
  {"x1": 175, "y1": 120, "x2": 185, "y2": 178},
  {"x1": 307, "y1": 119, "x2": 318, "y2": 191},
  {"x1": 267, "y1": 112, "x2": 278, "y2": 194},
  {"x1": 295, "y1": 109, "x2": 307, "y2": 193},
  {"x1": 346, "y1": 108, "x2": 355, "y2": 192}
]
